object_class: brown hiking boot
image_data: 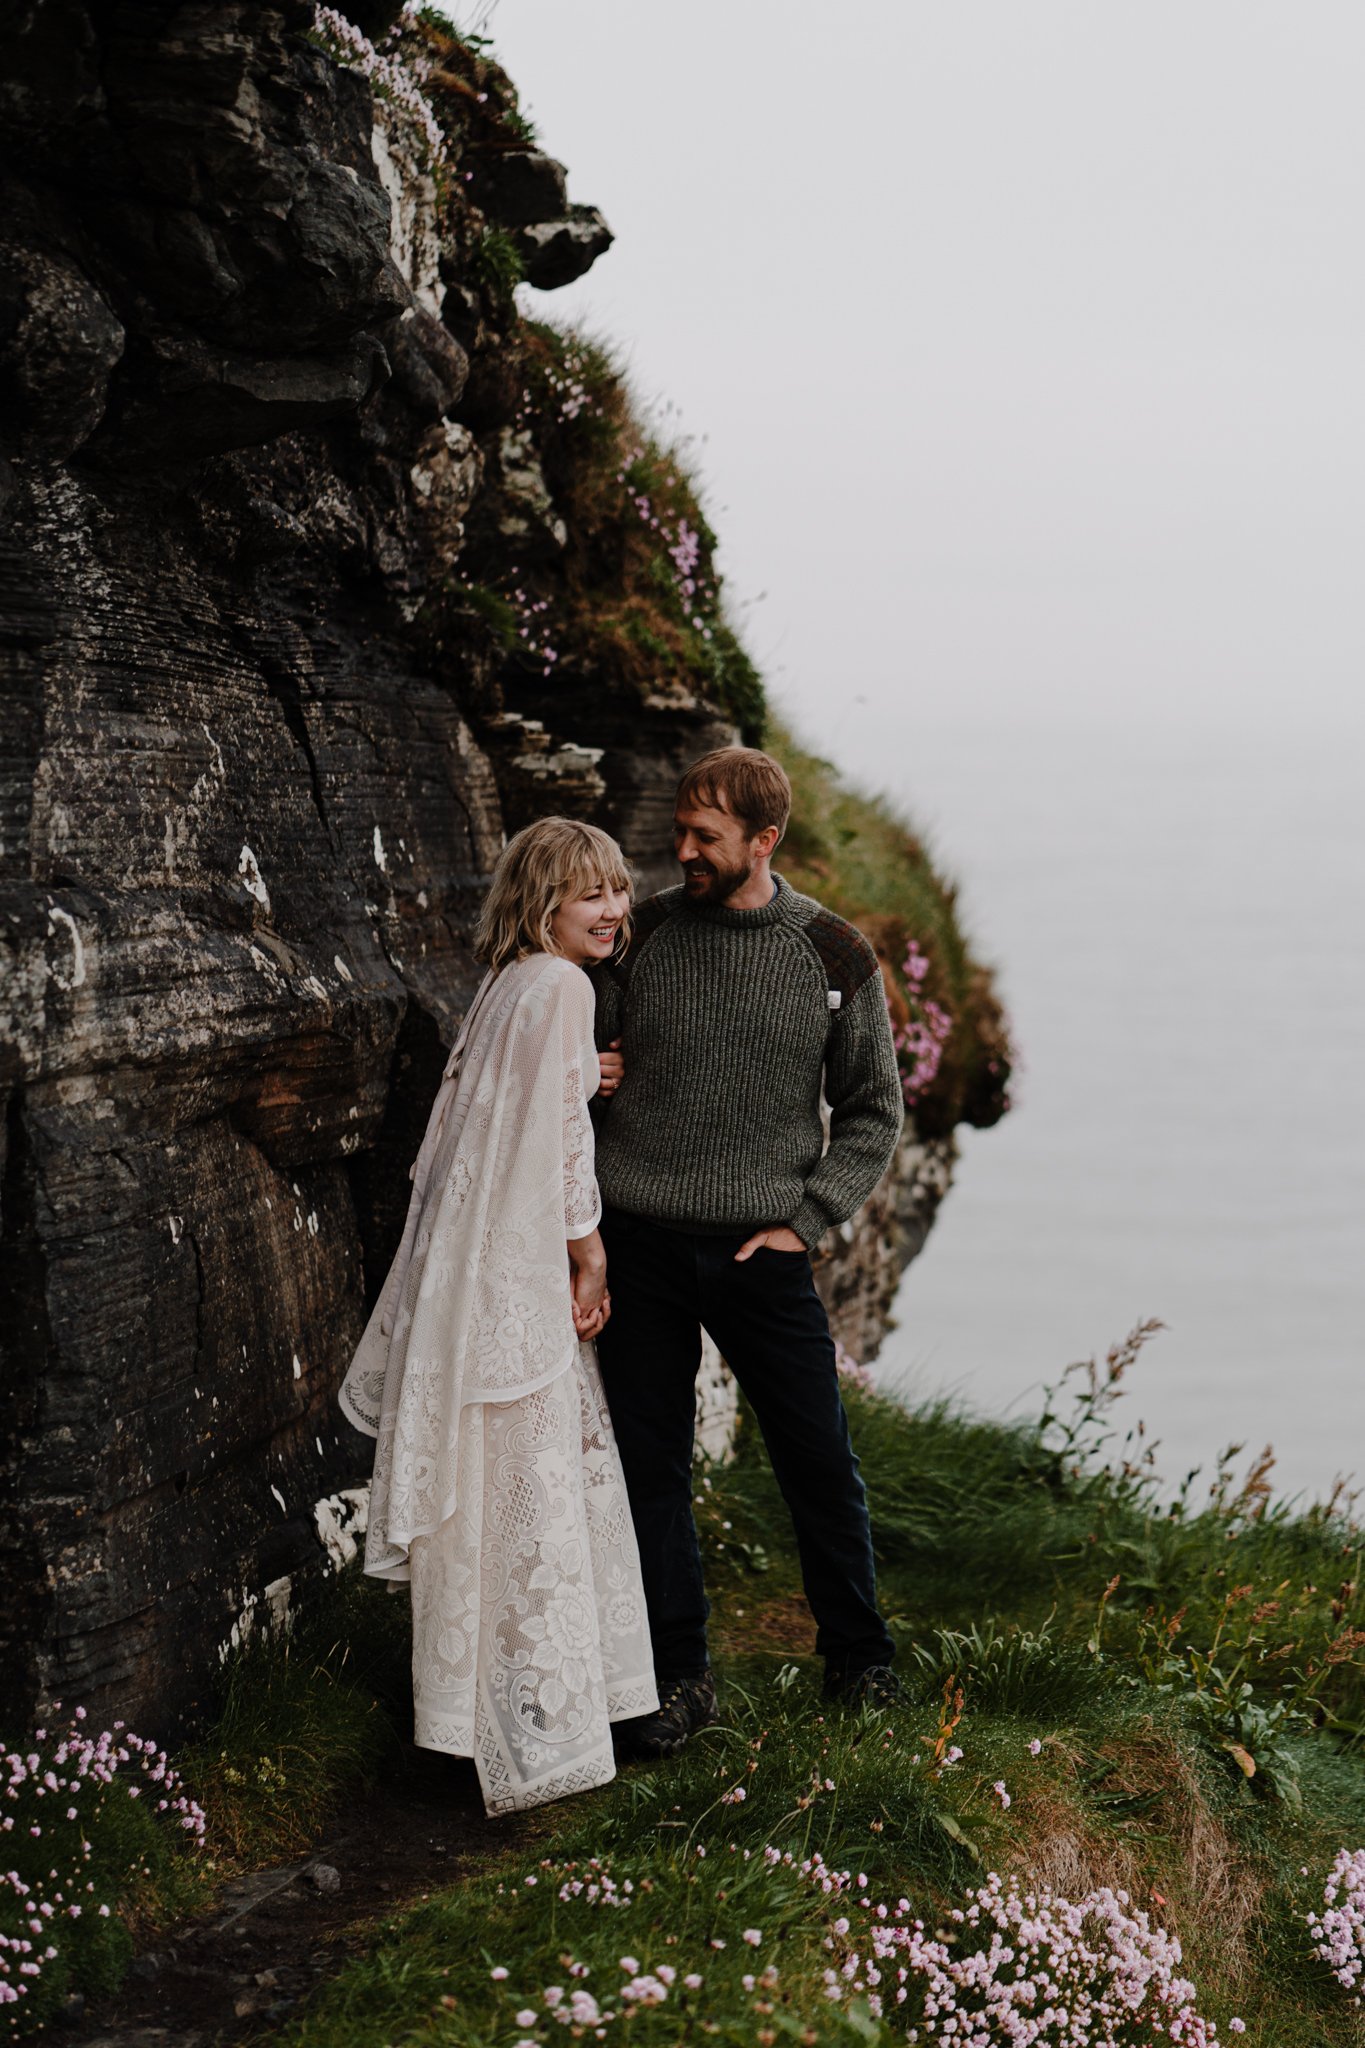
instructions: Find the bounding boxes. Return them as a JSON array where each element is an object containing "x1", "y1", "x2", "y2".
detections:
[
  {"x1": 614, "y1": 1671, "x2": 719, "y2": 1759},
  {"x1": 823, "y1": 1664, "x2": 901, "y2": 1710}
]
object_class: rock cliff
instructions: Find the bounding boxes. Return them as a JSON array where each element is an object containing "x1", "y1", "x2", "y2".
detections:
[{"x1": 0, "y1": 2, "x2": 1004, "y2": 1734}]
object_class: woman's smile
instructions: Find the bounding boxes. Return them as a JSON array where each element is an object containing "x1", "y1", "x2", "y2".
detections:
[{"x1": 550, "y1": 884, "x2": 630, "y2": 966}]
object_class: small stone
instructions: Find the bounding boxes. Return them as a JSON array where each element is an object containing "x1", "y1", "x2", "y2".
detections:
[
  {"x1": 128, "y1": 1953, "x2": 161, "y2": 1982},
  {"x1": 306, "y1": 1862, "x2": 341, "y2": 1895}
]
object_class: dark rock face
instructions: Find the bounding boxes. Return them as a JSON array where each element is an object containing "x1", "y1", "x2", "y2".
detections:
[
  {"x1": 0, "y1": 2, "x2": 688, "y2": 1735},
  {"x1": 0, "y1": 246, "x2": 126, "y2": 462},
  {"x1": 816, "y1": 1134, "x2": 957, "y2": 1368},
  {"x1": 0, "y1": 450, "x2": 504, "y2": 1724}
]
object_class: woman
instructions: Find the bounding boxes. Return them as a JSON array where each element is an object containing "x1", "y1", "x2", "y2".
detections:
[{"x1": 339, "y1": 818, "x2": 657, "y2": 1816}]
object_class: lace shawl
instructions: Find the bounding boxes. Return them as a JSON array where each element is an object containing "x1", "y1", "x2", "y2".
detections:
[{"x1": 339, "y1": 953, "x2": 602, "y2": 1580}]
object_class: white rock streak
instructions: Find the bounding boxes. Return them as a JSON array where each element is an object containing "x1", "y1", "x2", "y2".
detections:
[
  {"x1": 314, "y1": 1488, "x2": 370, "y2": 1570},
  {"x1": 238, "y1": 843, "x2": 271, "y2": 912},
  {"x1": 46, "y1": 904, "x2": 86, "y2": 988}
]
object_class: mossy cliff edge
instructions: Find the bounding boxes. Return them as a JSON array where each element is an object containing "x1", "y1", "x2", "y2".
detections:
[{"x1": 0, "y1": 3, "x2": 1011, "y2": 1733}]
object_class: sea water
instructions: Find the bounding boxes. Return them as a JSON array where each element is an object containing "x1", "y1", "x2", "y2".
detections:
[{"x1": 829, "y1": 714, "x2": 1364, "y2": 1508}]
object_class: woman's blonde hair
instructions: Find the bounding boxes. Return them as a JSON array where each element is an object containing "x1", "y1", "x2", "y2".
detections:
[{"x1": 475, "y1": 816, "x2": 633, "y2": 974}]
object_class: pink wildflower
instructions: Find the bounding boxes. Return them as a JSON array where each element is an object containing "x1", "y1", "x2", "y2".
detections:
[{"x1": 1308, "y1": 1847, "x2": 1365, "y2": 1994}]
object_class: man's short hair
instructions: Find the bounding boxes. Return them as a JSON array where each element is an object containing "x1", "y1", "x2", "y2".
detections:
[{"x1": 675, "y1": 746, "x2": 792, "y2": 844}]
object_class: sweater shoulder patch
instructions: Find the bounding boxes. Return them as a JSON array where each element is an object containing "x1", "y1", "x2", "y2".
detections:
[{"x1": 800, "y1": 907, "x2": 881, "y2": 1004}]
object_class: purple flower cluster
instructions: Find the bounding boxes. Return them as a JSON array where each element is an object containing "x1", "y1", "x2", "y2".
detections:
[
  {"x1": 527, "y1": 340, "x2": 606, "y2": 426},
  {"x1": 509, "y1": 582, "x2": 559, "y2": 675},
  {"x1": 893, "y1": 938, "x2": 953, "y2": 1107},
  {"x1": 834, "y1": 1341, "x2": 874, "y2": 1393},
  {"x1": 490, "y1": 1949, "x2": 705, "y2": 2040},
  {"x1": 311, "y1": 5, "x2": 445, "y2": 164},
  {"x1": 666, "y1": 517, "x2": 701, "y2": 595},
  {"x1": 480, "y1": 1847, "x2": 1239, "y2": 2044},
  {"x1": 0, "y1": 1870, "x2": 59, "y2": 2014},
  {"x1": 555, "y1": 1859, "x2": 633, "y2": 1909},
  {"x1": 800, "y1": 1858, "x2": 1240, "y2": 2042},
  {"x1": 616, "y1": 449, "x2": 717, "y2": 636},
  {"x1": 0, "y1": 1709, "x2": 205, "y2": 2021},
  {"x1": 1308, "y1": 1847, "x2": 1365, "y2": 2000}
]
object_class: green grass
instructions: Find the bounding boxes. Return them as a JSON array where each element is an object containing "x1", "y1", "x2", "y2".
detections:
[
  {"x1": 176, "y1": 1573, "x2": 402, "y2": 1864},
  {"x1": 16, "y1": 1346, "x2": 1362, "y2": 2040},
  {"x1": 470, "y1": 225, "x2": 525, "y2": 300},
  {"x1": 252, "y1": 1341, "x2": 1365, "y2": 2046},
  {"x1": 460, "y1": 318, "x2": 770, "y2": 745}
]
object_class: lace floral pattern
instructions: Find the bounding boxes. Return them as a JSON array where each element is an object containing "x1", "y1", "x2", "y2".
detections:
[
  {"x1": 338, "y1": 953, "x2": 655, "y2": 1815},
  {"x1": 340, "y1": 955, "x2": 606, "y2": 1570},
  {"x1": 563, "y1": 1044, "x2": 601, "y2": 1238},
  {"x1": 409, "y1": 1345, "x2": 656, "y2": 1814}
]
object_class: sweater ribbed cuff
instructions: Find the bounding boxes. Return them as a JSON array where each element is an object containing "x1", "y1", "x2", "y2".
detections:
[{"x1": 788, "y1": 1196, "x2": 831, "y2": 1250}]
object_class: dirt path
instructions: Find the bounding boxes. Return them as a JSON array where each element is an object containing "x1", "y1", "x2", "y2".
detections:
[{"x1": 72, "y1": 1749, "x2": 501, "y2": 2048}]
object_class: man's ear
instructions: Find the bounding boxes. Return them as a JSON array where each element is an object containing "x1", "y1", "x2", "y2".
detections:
[{"x1": 752, "y1": 824, "x2": 781, "y2": 860}]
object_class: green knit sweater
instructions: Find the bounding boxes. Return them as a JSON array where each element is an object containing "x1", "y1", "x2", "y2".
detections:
[{"x1": 592, "y1": 876, "x2": 904, "y2": 1248}]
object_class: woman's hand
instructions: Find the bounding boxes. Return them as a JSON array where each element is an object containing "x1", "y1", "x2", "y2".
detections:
[{"x1": 568, "y1": 1229, "x2": 611, "y2": 1340}]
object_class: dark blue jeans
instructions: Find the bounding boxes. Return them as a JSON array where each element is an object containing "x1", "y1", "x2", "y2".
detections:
[{"x1": 595, "y1": 1209, "x2": 895, "y2": 1683}]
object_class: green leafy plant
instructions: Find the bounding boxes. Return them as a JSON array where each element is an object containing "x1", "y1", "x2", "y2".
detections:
[{"x1": 470, "y1": 225, "x2": 524, "y2": 299}]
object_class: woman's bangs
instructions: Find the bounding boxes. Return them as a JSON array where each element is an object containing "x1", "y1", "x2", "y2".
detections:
[{"x1": 559, "y1": 843, "x2": 632, "y2": 905}]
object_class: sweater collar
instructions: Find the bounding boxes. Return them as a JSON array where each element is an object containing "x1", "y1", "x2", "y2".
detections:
[{"x1": 678, "y1": 871, "x2": 800, "y2": 929}]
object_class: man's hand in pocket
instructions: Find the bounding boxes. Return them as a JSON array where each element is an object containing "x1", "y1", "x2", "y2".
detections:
[{"x1": 734, "y1": 1226, "x2": 807, "y2": 1262}]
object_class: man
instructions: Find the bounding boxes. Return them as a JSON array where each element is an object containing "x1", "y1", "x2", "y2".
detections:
[{"x1": 592, "y1": 745, "x2": 905, "y2": 1758}]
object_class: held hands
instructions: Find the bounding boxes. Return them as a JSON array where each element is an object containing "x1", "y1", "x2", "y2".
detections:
[
  {"x1": 734, "y1": 1225, "x2": 808, "y2": 1262},
  {"x1": 568, "y1": 1229, "x2": 611, "y2": 1341},
  {"x1": 597, "y1": 1039, "x2": 624, "y2": 1099},
  {"x1": 572, "y1": 1293, "x2": 610, "y2": 1341}
]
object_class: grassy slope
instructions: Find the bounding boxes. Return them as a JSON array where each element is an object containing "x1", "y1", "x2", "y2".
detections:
[{"x1": 261, "y1": 1342, "x2": 1365, "y2": 2047}]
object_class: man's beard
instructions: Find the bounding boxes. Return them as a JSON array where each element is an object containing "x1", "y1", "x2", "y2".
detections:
[{"x1": 681, "y1": 854, "x2": 753, "y2": 904}]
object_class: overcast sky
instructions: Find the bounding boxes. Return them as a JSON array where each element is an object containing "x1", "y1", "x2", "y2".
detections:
[{"x1": 472, "y1": 1, "x2": 1363, "y2": 744}]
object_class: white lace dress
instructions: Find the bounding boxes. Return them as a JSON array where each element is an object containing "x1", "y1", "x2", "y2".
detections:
[{"x1": 339, "y1": 953, "x2": 657, "y2": 1815}]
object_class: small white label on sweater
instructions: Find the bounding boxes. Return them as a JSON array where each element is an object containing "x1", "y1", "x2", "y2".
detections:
[{"x1": 827, "y1": 989, "x2": 842, "y2": 1011}]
